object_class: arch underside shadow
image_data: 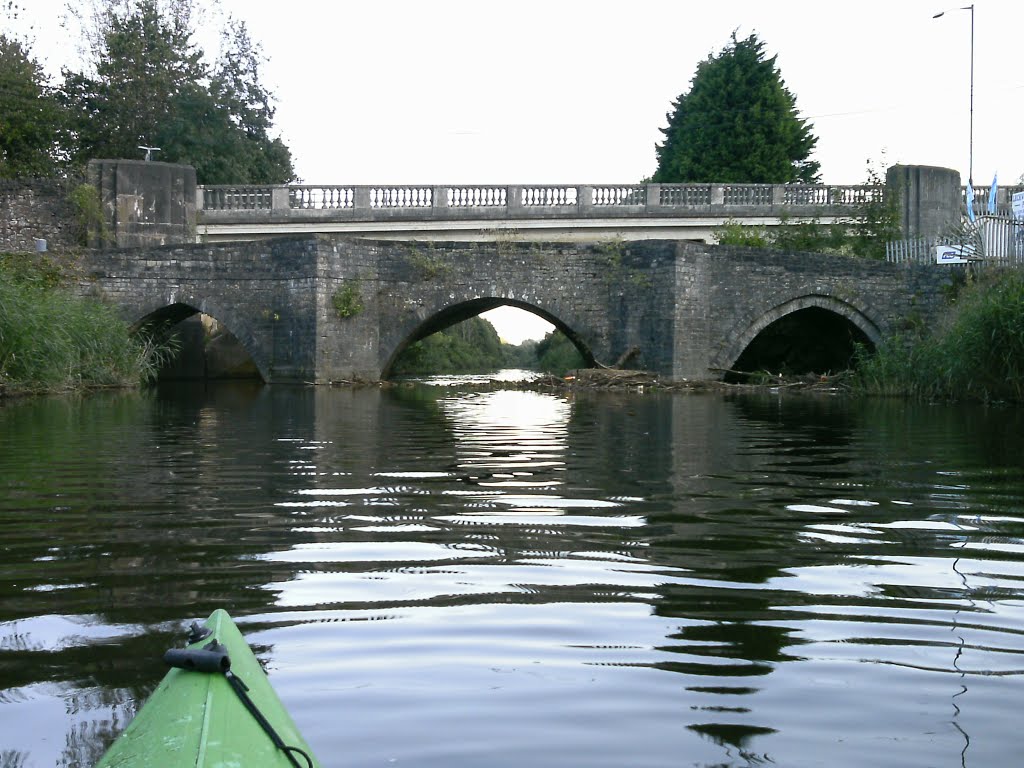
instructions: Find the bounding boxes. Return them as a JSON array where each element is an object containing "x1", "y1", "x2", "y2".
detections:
[
  {"x1": 131, "y1": 301, "x2": 269, "y2": 382},
  {"x1": 381, "y1": 297, "x2": 595, "y2": 378},
  {"x1": 717, "y1": 295, "x2": 882, "y2": 378}
]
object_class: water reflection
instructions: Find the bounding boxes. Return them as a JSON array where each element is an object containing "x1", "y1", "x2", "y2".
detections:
[{"x1": 2, "y1": 386, "x2": 1024, "y2": 766}]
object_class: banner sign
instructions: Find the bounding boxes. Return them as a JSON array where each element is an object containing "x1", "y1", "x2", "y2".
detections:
[
  {"x1": 1013, "y1": 191, "x2": 1024, "y2": 220},
  {"x1": 935, "y1": 245, "x2": 970, "y2": 264}
]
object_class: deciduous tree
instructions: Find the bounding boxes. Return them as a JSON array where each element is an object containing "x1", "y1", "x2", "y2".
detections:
[
  {"x1": 0, "y1": 31, "x2": 64, "y2": 177},
  {"x1": 61, "y1": 0, "x2": 294, "y2": 184}
]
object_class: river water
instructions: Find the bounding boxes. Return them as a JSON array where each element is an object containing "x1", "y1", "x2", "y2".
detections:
[{"x1": 2, "y1": 380, "x2": 1023, "y2": 767}]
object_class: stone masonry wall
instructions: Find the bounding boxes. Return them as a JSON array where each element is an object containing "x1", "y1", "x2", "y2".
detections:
[
  {"x1": 313, "y1": 237, "x2": 678, "y2": 381},
  {"x1": 78, "y1": 234, "x2": 955, "y2": 384},
  {"x1": 671, "y1": 242, "x2": 955, "y2": 379},
  {"x1": 78, "y1": 236, "x2": 321, "y2": 382},
  {"x1": 0, "y1": 179, "x2": 77, "y2": 251}
]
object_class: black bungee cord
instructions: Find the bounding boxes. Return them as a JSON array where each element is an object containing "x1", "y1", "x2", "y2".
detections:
[{"x1": 164, "y1": 625, "x2": 315, "y2": 768}]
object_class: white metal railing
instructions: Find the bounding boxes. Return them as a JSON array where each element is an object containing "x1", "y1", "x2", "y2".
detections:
[
  {"x1": 887, "y1": 217, "x2": 1024, "y2": 265},
  {"x1": 963, "y1": 185, "x2": 1024, "y2": 219}
]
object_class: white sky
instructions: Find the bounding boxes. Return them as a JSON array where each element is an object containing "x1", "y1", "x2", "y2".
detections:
[{"x1": 8, "y1": 0, "x2": 1024, "y2": 343}]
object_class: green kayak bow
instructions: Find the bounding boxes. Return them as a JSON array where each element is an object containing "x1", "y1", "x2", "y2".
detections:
[{"x1": 97, "y1": 609, "x2": 321, "y2": 768}]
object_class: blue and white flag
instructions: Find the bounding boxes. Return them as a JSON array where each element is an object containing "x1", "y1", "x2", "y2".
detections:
[
  {"x1": 966, "y1": 181, "x2": 976, "y2": 223},
  {"x1": 988, "y1": 173, "x2": 998, "y2": 214}
]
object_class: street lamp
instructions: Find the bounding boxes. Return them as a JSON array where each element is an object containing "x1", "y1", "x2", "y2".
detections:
[{"x1": 933, "y1": 4, "x2": 974, "y2": 186}]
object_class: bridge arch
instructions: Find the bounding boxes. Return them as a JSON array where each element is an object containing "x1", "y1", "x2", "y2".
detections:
[
  {"x1": 716, "y1": 294, "x2": 883, "y2": 378},
  {"x1": 130, "y1": 298, "x2": 271, "y2": 382},
  {"x1": 380, "y1": 297, "x2": 595, "y2": 379}
]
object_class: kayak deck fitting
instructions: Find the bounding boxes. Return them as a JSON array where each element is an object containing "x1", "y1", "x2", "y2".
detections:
[{"x1": 97, "y1": 609, "x2": 321, "y2": 768}]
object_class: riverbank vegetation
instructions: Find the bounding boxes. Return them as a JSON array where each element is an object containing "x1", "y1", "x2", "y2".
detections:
[
  {"x1": 0, "y1": 252, "x2": 168, "y2": 395},
  {"x1": 855, "y1": 270, "x2": 1024, "y2": 402}
]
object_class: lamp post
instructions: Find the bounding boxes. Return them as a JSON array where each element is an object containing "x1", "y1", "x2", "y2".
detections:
[{"x1": 933, "y1": 4, "x2": 975, "y2": 186}]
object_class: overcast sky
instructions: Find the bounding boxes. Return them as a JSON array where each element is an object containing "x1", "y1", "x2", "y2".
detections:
[
  {"x1": 11, "y1": 0, "x2": 1024, "y2": 187},
  {"x1": 8, "y1": 0, "x2": 1024, "y2": 343}
]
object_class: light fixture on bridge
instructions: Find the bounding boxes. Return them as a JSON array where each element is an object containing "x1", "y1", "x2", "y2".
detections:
[
  {"x1": 138, "y1": 145, "x2": 161, "y2": 162},
  {"x1": 932, "y1": 4, "x2": 975, "y2": 186}
]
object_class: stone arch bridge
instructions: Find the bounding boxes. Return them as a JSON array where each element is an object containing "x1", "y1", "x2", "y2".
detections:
[{"x1": 79, "y1": 236, "x2": 952, "y2": 383}]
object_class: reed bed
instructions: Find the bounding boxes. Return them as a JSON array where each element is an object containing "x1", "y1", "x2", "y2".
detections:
[
  {"x1": 1, "y1": 253, "x2": 167, "y2": 395},
  {"x1": 855, "y1": 269, "x2": 1024, "y2": 403}
]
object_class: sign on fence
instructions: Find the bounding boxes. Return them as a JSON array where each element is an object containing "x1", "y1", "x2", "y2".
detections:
[
  {"x1": 1013, "y1": 191, "x2": 1024, "y2": 220},
  {"x1": 935, "y1": 245, "x2": 970, "y2": 264}
]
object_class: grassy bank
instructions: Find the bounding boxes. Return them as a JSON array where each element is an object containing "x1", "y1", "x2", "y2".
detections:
[
  {"x1": 0, "y1": 252, "x2": 166, "y2": 396},
  {"x1": 855, "y1": 269, "x2": 1024, "y2": 403}
]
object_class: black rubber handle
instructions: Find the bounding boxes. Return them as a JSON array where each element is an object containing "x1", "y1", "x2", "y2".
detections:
[{"x1": 164, "y1": 647, "x2": 231, "y2": 673}]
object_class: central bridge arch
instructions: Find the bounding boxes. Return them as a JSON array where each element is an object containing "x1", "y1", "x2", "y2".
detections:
[{"x1": 380, "y1": 297, "x2": 597, "y2": 379}]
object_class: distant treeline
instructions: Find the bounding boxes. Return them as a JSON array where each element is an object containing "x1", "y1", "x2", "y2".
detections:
[{"x1": 390, "y1": 317, "x2": 586, "y2": 377}]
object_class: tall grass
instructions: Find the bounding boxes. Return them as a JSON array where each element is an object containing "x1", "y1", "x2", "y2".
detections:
[
  {"x1": 855, "y1": 269, "x2": 1024, "y2": 402},
  {"x1": 0, "y1": 253, "x2": 168, "y2": 394}
]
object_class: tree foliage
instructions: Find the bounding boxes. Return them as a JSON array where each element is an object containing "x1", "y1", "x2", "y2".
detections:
[
  {"x1": 60, "y1": 0, "x2": 294, "y2": 184},
  {"x1": 391, "y1": 317, "x2": 509, "y2": 376},
  {"x1": 653, "y1": 32, "x2": 819, "y2": 184},
  {"x1": 389, "y1": 318, "x2": 585, "y2": 377},
  {"x1": 535, "y1": 330, "x2": 586, "y2": 375},
  {"x1": 0, "y1": 31, "x2": 64, "y2": 177}
]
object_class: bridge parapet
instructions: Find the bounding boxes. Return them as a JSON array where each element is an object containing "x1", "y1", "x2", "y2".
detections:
[{"x1": 198, "y1": 182, "x2": 880, "y2": 220}]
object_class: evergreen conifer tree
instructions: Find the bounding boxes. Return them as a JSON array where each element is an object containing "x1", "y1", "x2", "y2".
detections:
[{"x1": 653, "y1": 32, "x2": 819, "y2": 184}]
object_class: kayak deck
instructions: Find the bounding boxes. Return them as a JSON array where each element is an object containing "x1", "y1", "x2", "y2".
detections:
[{"x1": 97, "y1": 609, "x2": 321, "y2": 768}]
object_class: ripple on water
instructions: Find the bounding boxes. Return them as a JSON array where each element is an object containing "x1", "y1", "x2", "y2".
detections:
[{"x1": 4, "y1": 387, "x2": 1024, "y2": 768}]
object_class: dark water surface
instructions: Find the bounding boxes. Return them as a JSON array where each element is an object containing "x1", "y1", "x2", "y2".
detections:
[{"x1": 2, "y1": 382, "x2": 1023, "y2": 767}]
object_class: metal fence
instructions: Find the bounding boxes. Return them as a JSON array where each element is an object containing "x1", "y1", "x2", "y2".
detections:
[{"x1": 886, "y1": 216, "x2": 1024, "y2": 265}]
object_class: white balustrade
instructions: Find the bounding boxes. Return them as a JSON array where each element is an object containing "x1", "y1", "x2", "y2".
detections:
[
  {"x1": 592, "y1": 186, "x2": 646, "y2": 206},
  {"x1": 448, "y1": 187, "x2": 507, "y2": 207},
  {"x1": 369, "y1": 187, "x2": 432, "y2": 208},
  {"x1": 198, "y1": 182, "x2": 890, "y2": 218},
  {"x1": 722, "y1": 184, "x2": 774, "y2": 206},
  {"x1": 204, "y1": 186, "x2": 273, "y2": 210},
  {"x1": 659, "y1": 185, "x2": 712, "y2": 206},
  {"x1": 520, "y1": 186, "x2": 578, "y2": 207},
  {"x1": 290, "y1": 186, "x2": 355, "y2": 210}
]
